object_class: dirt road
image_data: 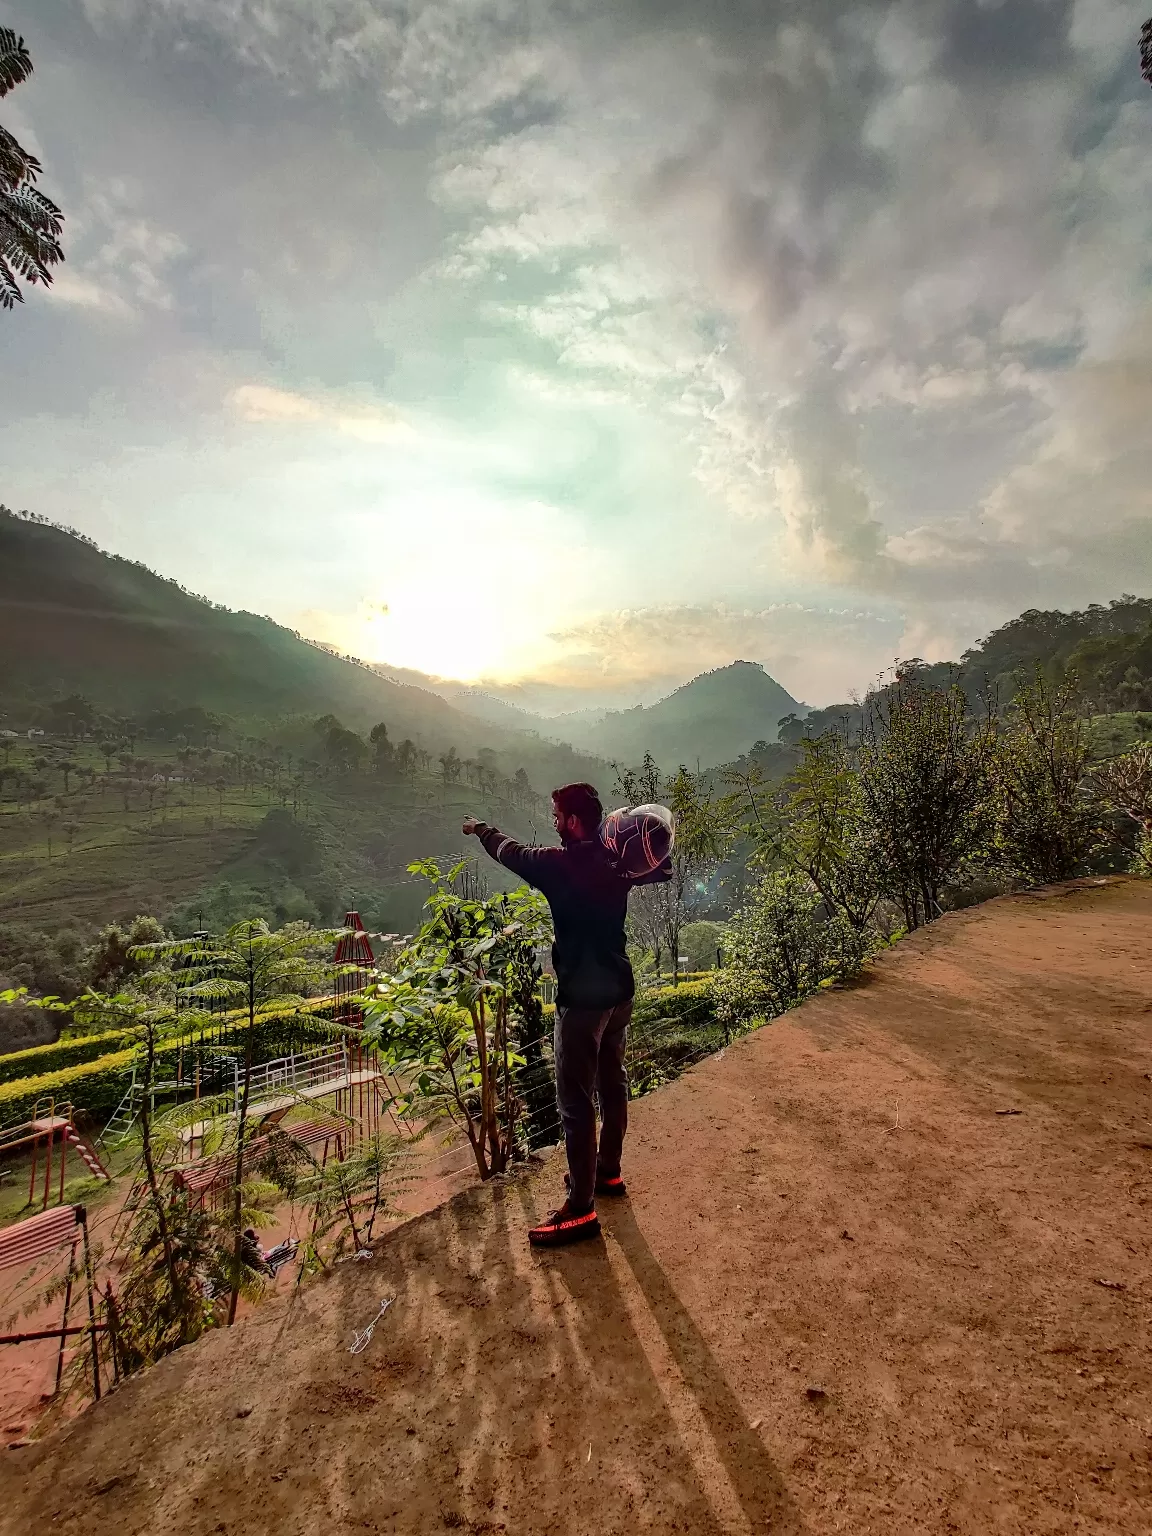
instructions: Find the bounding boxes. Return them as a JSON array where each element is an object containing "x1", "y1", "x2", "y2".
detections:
[{"x1": 2, "y1": 879, "x2": 1150, "y2": 1534}]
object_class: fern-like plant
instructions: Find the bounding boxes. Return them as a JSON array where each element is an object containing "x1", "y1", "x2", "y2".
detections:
[{"x1": 0, "y1": 28, "x2": 65, "y2": 309}]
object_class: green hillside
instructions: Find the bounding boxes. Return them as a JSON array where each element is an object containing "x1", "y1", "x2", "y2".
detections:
[
  {"x1": 0, "y1": 724, "x2": 552, "y2": 997},
  {"x1": 796, "y1": 596, "x2": 1152, "y2": 739},
  {"x1": 547, "y1": 661, "x2": 803, "y2": 769},
  {"x1": 0, "y1": 509, "x2": 610, "y2": 985},
  {"x1": 0, "y1": 508, "x2": 608, "y2": 784}
]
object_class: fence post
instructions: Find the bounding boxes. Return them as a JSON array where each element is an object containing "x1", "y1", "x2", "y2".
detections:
[
  {"x1": 78, "y1": 1207, "x2": 101, "y2": 1401},
  {"x1": 103, "y1": 1283, "x2": 121, "y2": 1385},
  {"x1": 54, "y1": 1238, "x2": 77, "y2": 1395}
]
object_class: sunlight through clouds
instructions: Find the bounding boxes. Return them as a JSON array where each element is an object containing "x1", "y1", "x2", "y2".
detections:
[{"x1": 3, "y1": 0, "x2": 1150, "y2": 704}]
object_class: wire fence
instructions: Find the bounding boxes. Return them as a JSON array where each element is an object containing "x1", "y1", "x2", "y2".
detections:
[{"x1": 510, "y1": 992, "x2": 728, "y2": 1153}]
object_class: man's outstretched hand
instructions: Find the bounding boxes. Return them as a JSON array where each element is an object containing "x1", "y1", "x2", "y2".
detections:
[{"x1": 462, "y1": 816, "x2": 481, "y2": 836}]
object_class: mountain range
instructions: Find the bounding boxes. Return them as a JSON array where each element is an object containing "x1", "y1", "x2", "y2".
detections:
[{"x1": 1, "y1": 510, "x2": 803, "y2": 778}]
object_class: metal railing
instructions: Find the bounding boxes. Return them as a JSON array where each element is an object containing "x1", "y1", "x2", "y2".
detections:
[{"x1": 241, "y1": 1044, "x2": 352, "y2": 1112}]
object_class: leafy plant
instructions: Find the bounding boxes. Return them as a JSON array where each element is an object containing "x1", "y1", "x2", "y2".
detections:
[
  {"x1": 59, "y1": 987, "x2": 233, "y2": 1366},
  {"x1": 363, "y1": 862, "x2": 551, "y2": 1178},
  {"x1": 0, "y1": 29, "x2": 65, "y2": 309},
  {"x1": 711, "y1": 871, "x2": 868, "y2": 1031},
  {"x1": 259, "y1": 1128, "x2": 405, "y2": 1265}
]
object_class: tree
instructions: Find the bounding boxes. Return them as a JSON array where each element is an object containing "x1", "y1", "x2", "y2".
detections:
[
  {"x1": 66, "y1": 987, "x2": 226, "y2": 1365},
  {"x1": 324, "y1": 725, "x2": 366, "y2": 774},
  {"x1": 36, "y1": 805, "x2": 59, "y2": 859},
  {"x1": 993, "y1": 670, "x2": 1105, "y2": 885},
  {"x1": 48, "y1": 695, "x2": 94, "y2": 738},
  {"x1": 858, "y1": 678, "x2": 996, "y2": 930},
  {"x1": 777, "y1": 734, "x2": 881, "y2": 931},
  {"x1": 613, "y1": 752, "x2": 661, "y2": 807},
  {"x1": 133, "y1": 920, "x2": 344, "y2": 1325},
  {"x1": 615, "y1": 756, "x2": 736, "y2": 980},
  {"x1": 678, "y1": 919, "x2": 727, "y2": 974},
  {"x1": 1096, "y1": 741, "x2": 1152, "y2": 870},
  {"x1": 620, "y1": 876, "x2": 660, "y2": 976},
  {"x1": 662, "y1": 768, "x2": 737, "y2": 981},
  {"x1": 85, "y1": 914, "x2": 167, "y2": 992},
  {"x1": 369, "y1": 721, "x2": 394, "y2": 775},
  {"x1": 512, "y1": 767, "x2": 533, "y2": 808},
  {"x1": 439, "y1": 746, "x2": 461, "y2": 786},
  {"x1": 1, "y1": 29, "x2": 65, "y2": 310},
  {"x1": 1095, "y1": 742, "x2": 1152, "y2": 872},
  {"x1": 396, "y1": 739, "x2": 417, "y2": 778},
  {"x1": 1141, "y1": 16, "x2": 1152, "y2": 89}
]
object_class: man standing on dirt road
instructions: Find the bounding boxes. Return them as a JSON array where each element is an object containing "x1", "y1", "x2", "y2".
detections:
[{"x1": 463, "y1": 782, "x2": 670, "y2": 1249}]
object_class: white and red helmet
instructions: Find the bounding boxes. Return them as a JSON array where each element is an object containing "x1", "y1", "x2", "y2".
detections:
[{"x1": 599, "y1": 803, "x2": 675, "y2": 878}]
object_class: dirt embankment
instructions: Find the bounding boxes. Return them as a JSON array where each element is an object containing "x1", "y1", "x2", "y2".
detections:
[{"x1": 2, "y1": 878, "x2": 1150, "y2": 1535}]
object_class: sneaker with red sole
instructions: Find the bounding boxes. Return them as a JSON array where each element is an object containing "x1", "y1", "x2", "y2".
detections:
[
  {"x1": 565, "y1": 1172, "x2": 628, "y2": 1199},
  {"x1": 528, "y1": 1201, "x2": 601, "y2": 1248}
]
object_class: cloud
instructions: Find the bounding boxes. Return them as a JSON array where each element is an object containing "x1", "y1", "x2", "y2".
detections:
[
  {"x1": 228, "y1": 383, "x2": 416, "y2": 442},
  {"x1": 57, "y1": 178, "x2": 189, "y2": 316},
  {"x1": 48, "y1": 270, "x2": 136, "y2": 319},
  {"x1": 542, "y1": 600, "x2": 908, "y2": 706},
  {"x1": 6, "y1": 0, "x2": 1151, "y2": 705}
]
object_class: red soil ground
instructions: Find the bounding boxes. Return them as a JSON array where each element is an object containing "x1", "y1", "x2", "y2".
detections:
[
  {"x1": 0, "y1": 1121, "x2": 480, "y2": 1434},
  {"x1": 1, "y1": 877, "x2": 1150, "y2": 1535}
]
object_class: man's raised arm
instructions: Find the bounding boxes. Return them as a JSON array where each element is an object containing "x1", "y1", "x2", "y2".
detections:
[{"x1": 462, "y1": 816, "x2": 559, "y2": 891}]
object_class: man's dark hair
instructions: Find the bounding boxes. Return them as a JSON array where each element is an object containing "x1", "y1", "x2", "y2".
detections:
[{"x1": 552, "y1": 782, "x2": 603, "y2": 833}]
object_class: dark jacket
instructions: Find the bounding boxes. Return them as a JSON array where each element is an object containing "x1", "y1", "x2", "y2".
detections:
[{"x1": 473, "y1": 824, "x2": 671, "y2": 1010}]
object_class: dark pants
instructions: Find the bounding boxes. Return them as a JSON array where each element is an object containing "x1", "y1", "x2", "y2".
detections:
[{"x1": 554, "y1": 1001, "x2": 631, "y2": 1212}]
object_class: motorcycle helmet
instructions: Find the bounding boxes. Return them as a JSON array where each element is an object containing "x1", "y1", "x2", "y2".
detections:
[{"x1": 599, "y1": 803, "x2": 675, "y2": 878}]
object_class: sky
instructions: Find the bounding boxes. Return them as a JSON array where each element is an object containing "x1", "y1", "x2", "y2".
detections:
[{"x1": 1, "y1": 0, "x2": 1150, "y2": 710}]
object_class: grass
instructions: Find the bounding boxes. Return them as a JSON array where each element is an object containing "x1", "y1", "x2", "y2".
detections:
[
  {"x1": 1089, "y1": 711, "x2": 1152, "y2": 758},
  {"x1": 0, "y1": 1134, "x2": 138, "y2": 1229}
]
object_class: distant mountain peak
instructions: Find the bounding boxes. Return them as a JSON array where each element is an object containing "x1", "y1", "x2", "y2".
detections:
[{"x1": 543, "y1": 657, "x2": 802, "y2": 770}]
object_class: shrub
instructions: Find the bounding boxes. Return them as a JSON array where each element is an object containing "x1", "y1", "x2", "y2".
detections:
[
  {"x1": 712, "y1": 871, "x2": 868, "y2": 1031},
  {"x1": 631, "y1": 978, "x2": 714, "y2": 1031},
  {"x1": 994, "y1": 671, "x2": 1107, "y2": 883},
  {"x1": 0, "y1": 1026, "x2": 131, "y2": 1085},
  {"x1": 0, "y1": 1048, "x2": 137, "y2": 1122},
  {"x1": 0, "y1": 1000, "x2": 342, "y2": 1118}
]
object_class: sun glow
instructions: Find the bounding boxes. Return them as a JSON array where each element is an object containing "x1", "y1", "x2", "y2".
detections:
[
  {"x1": 353, "y1": 584, "x2": 553, "y2": 681},
  {"x1": 300, "y1": 487, "x2": 589, "y2": 683}
]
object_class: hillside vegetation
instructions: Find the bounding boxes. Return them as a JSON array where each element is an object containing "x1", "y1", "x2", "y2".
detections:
[
  {"x1": 794, "y1": 595, "x2": 1152, "y2": 740},
  {"x1": 0, "y1": 726, "x2": 552, "y2": 998}
]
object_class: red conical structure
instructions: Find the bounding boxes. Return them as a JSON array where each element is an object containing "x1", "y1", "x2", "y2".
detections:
[{"x1": 334, "y1": 911, "x2": 376, "y2": 1025}]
